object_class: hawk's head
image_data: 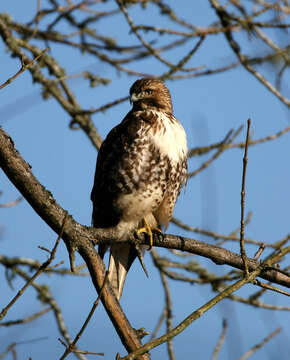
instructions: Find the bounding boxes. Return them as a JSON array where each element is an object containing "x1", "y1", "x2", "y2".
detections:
[{"x1": 130, "y1": 78, "x2": 173, "y2": 113}]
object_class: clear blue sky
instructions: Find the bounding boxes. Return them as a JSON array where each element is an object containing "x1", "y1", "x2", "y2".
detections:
[{"x1": 0, "y1": 1, "x2": 289, "y2": 359}]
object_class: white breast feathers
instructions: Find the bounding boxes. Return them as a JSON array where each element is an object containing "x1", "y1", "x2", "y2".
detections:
[{"x1": 150, "y1": 111, "x2": 187, "y2": 162}]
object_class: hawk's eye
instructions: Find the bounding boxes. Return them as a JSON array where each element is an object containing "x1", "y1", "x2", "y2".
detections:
[{"x1": 145, "y1": 89, "x2": 153, "y2": 95}]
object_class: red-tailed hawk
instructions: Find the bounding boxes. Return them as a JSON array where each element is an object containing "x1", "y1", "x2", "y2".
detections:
[{"x1": 91, "y1": 78, "x2": 187, "y2": 299}]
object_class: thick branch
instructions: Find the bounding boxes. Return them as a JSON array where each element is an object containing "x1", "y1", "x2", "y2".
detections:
[{"x1": 154, "y1": 235, "x2": 289, "y2": 288}]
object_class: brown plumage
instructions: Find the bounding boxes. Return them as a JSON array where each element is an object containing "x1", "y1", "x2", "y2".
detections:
[{"x1": 91, "y1": 78, "x2": 187, "y2": 299}]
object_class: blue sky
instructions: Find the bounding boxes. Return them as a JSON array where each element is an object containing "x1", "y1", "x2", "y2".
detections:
[{"x1": 0, "y1": 1, "x2": 289, "y2": 359}]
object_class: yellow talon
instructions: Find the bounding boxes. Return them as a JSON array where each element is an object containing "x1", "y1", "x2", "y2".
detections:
[{"x1": 136, "y1": 218, "x2": 162, "y2": 249}]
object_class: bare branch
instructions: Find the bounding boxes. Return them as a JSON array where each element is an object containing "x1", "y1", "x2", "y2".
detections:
[
  {"x1": 151, "y1": 250, "x2": 175, "y2": 360},
  {"x1": 237, "y1": 328, "x2": 282, "y2": 360},
  {"x1": 240, "y1": 119, "x2": 251, "y2": 277},
  {"x1": 0, "y1": 308, "x2": 51, "y2": 327},
  {"x1": 0, "y1": 47, "x2": 48, "y2": 90},
  {"x1": 211, "y1": 319, "x2": 227, "y2": 360},
  {"x1": 59, "y1": 271, "x2": 109, "y2": 359},
  {"x1": 0, "y1": 196, "x2": 22, "y2": 208},
  {"x1": 0, "y1": 214, "x2": 65, "y2": 321},
  {"x1": 10, "y1": 266, "x2": 85, "y2": 360},
  {"x1": 252, "y1": 280, "x2": 290, "y2": 297}
]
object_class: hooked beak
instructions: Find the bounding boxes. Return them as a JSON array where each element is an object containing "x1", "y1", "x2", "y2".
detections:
[{"x1": 130, "y1": 93, "x2": 138, "y2": 104}]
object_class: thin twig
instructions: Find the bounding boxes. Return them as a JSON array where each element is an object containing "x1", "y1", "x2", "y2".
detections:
[
  {"x1": 59, "y1": 271, "x2": 109, "y2": 359},
  {"x1": 27, "y1": 0, "x2": 41, "y2": 41},
  {"x1": 0, "y1": 308, "x2": 51, "y2": 327},
  {"x1": 11, "y1": 267, "x2": 85, "y2": 360},
  {"x1": 149, "y1": 310, "x2": 166, "y2": 341},
  {"x1": 78, "y1": 96, "x2": 129, "y2": 115},
  {"x1": 187, "y1": 129, "x2": 233, "y2": 178},
  {"x1": 252, "y1": 280, "x2": 290, "y2": 297},
  {"x1": 0, "y1": 337, "x2": 48, "y2": 360},
  {"x1": 253, "y1": 244, "x2": 266, "y2": 260},
  {"x1": 189, "y1": 125, "x2": 290, "y2": 157},
  {"x1": 160, "y1": 36, "x2": 205, "y2": 80},
  {"x1": 0, "y1": 196, "x2": 22, "y2": 208},
  {"x1": 240, "y1": 119, "x2": 251, "y2": 278},
  {"x1": 188, "y1": 125, "x2": 244, "y2": 178},
  {"x1": 237, "y1": 328, "x2": 282, "y2": 360},
  {"x1": 151, "y1": 250, "x2": 175, "y2": 360},
  {"x1": 0, "y1": 212, "x2": 67, "y2": 321},
  {"x1": 0, "y1": 47, "x2": 48, "y2": 90},
  {"x1": 211, "y1": 319, "x2": 227, "y2": 360},
  {"x1": 0, "y1": 255, "x2": 87, "y2": 276},
  {"x1": 171, "y1": 215, "x2": 271, "y2": 248},
  {"x1": 58, "y1": 337, "x2": 104, "y2": 356}
]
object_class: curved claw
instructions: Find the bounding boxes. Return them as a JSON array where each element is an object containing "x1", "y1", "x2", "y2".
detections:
[{"x1": 135, "y1": 218, "x2": 163, "y2": 249}]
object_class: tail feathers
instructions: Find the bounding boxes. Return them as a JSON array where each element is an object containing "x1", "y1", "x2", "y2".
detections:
[{"x1": 108, "y1": 243, "x2": 136, "y2": 300}]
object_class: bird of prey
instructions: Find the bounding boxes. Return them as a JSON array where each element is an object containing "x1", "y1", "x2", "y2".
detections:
[{"x1": 91, "y1": 78, "x2": 187, "y2": 300}]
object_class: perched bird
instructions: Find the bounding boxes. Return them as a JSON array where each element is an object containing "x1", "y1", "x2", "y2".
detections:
[{"x1": 91, "y1": 78, "x2": 187, "y2": 300}]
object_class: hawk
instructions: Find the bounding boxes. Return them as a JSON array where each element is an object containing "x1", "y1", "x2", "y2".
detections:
[{"x1": 91, "y1": 78, "x2": 187, "y2": 299}]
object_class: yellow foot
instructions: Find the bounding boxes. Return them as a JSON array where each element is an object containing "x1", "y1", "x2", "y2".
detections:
[{"x1": 135, "y1": 218, "x2": 163, "y2": 249}]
